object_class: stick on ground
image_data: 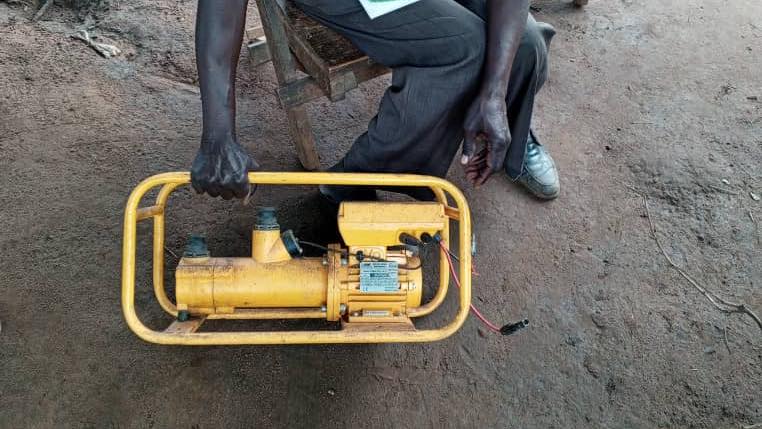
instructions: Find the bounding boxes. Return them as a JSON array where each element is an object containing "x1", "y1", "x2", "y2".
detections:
[
  {"x1": 723, "y1": 326, "x2": 732, "y2": 354},
  {"x1": 641, "y1": 195, "x2": 762, "y2": 333},
  {"x1": 71, "y1": 30, "x2": 122, "y2": 58}
]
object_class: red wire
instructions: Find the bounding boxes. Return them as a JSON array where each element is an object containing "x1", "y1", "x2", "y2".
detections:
[{"x1": 439, "y1": 241, "x2": 502, "y2": 333}]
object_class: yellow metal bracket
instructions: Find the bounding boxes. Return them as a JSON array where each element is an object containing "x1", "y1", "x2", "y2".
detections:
[{"x1": 122, "y1": 172, "x2": 472, "y2": 345}]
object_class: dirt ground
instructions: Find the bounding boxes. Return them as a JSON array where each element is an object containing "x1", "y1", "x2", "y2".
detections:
[{"x1": 1, "y1": 0, "x2": 760, "y2": 427}]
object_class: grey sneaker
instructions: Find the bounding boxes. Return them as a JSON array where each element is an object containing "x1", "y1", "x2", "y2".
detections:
[{"x1": 515, "y1": 135, "x2": 560, "y2": 200}]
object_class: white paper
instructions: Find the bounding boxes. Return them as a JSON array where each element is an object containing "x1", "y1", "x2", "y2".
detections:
[{"x1": 358, "y1": 0, "x2": 421, "y2": 19}]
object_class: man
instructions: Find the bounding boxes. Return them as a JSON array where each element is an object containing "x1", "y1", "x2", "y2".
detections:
[{"x1": 190, "y1": 0, "x2": 559, "y2": 203}]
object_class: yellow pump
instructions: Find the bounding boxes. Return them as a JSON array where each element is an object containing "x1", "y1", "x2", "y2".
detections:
[
  {"x1": 121, "y1": 172, "x2": 473, "y2": 345},
  {"x1": 174, "y1": 202, "x2": 439, "y2": 322}
]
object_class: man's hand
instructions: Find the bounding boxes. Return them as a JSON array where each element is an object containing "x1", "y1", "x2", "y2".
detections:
[
  {"x1": 461, "y1": 95, "x2": 511, "y2": 186},
  {"x1": 194, "y1": 0, "x2": 252, "y2": 199},
  {"x1": 459, "y1": 0, "x2": 528, "y2": 186},
  {"x1": 191, "y1": 134, "x2": 259, "y2": 199}
]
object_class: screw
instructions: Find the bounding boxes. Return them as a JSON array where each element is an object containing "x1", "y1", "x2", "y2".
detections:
[
  {"x1": 321, "y1": 305, "x2": 327, "y2": 312},
  {"x1": 177, "y1": 310, "x2": 190, "y2": 322},
  {"x1": 339, "y1": 304, "x2": 347, "y2": 315}
]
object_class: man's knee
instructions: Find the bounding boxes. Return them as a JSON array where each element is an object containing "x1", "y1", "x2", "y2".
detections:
[{"x1": 513, "y1": 17, "x2": 553, "y2": 81}]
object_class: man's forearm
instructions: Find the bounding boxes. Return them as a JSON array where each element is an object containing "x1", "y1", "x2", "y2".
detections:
[
  {"x1": 195, "y1": 0, "x2": 249, "y2": 140},
  {"x1": 479, "y1": 0, "x2": 529, "y2": 99}
]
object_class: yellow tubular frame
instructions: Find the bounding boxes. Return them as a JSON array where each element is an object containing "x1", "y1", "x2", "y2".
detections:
[{"x1": 122, "y1": 172, "x2": 472, "y2": 345}]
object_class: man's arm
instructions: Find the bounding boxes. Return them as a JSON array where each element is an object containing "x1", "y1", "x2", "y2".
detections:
[
  {"x1": 191, "y1": 0, "x2": 258, "y2": 199},
  {"x1": 462, "y1": 0, "x2": 529, "y2": 186}
]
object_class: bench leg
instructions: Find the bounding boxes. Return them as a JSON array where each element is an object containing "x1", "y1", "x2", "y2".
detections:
[
  {"x1": 286, "y1": 105, "x2": 320, "y2": 170},
  {"x1": 256, "y1": 0, "x2": 321, "y2": 170}
]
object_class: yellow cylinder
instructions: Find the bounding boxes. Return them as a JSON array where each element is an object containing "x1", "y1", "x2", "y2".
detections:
[
  {"x1": 176, "y1": 257, "x2": 328, "y2": 311},
  {"x1": 251, "y1": 229, "x2": 293, "y2": 263}
]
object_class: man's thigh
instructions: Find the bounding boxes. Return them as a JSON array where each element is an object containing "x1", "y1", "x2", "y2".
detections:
[
  {"x1": 455, "y1": 0, "x2": 547, "y2": 55},
  {"x1": 292, "y1": 0, "x2": 485, "y2": 68}
]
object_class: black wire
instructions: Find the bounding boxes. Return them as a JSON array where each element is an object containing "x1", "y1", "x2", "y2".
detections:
[
  {"x1": 297, "y1": 239, "x2": 422, "y2": 269},
  {"x1": 297, "y1": 240, "x2": 388, "y2": 262},
  {"x1": 427, "y1": 234, "x2": 460, "y2": 262},
  {"x1": 296, "y1": 240, "x2": 331, "y2": 253},
  {"x1": 403, "y1": 233, "x2": 459, "y2": 263},
  {"x1": 445, "y1": 248, "x2": 460, "y2": 262}
]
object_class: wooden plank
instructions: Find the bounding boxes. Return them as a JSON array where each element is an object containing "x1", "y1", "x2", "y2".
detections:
[
  {"x1": 164, "y1": 317, "x2": 206, "y2": 334},
  {"x1": 345, "y1": 61, "x2": 389, "y2": 85},
  {"x1": 280, "y1": 1, "x2": 391, "y2": 100},
  {"x1": 277, "y1": 3, "x2": 332, "y2": 94},
  {"x1": 277, "y1": 75, "x2": 325, "y2": 109},
  {"x1": 327, "y1": 70, "x2": 357, "y2": 102},
  {"x1": 277, "y1": 60, "x2": 389, "y2": 109},
  {"x1": 256, "y1": 0, "x2": 301, "y2": 83},
  {"x1": 285, "y1": 2, "x2": 365, "y2": 67}
]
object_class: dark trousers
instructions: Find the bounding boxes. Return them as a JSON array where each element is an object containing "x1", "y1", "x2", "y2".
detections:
[{"x1": 294, "y1": 0, "x2": 553, "y2": 197}]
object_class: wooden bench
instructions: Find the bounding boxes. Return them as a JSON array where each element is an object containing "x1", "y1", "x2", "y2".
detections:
[
  {"x1": 250, "y1": 0, "x2": 388, "y2": 170},
  {"x1": 249, "y1": 0, "x2": 587, "y2": 170}
]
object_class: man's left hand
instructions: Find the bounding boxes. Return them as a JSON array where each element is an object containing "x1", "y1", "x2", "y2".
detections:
[{"x1": 461, "y1": 95, "x2": 511, "y2": 186}]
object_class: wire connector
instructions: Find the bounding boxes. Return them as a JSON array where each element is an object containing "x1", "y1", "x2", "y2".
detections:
[
  {"x1": 398, "y1": 233, "x2": 421, "y2": 246},
  {"x1": 500, "y1": 319, "x2": 529, "y2": 336}
]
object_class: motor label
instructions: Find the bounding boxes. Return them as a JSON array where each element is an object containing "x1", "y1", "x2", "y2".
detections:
[{"x1": 359, "y1": 261, "x2": 399, "y2": 293}]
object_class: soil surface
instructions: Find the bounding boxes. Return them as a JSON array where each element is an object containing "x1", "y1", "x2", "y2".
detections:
[{"x1": 1, "y1": 1, "x2": 760, "y2": 428}]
